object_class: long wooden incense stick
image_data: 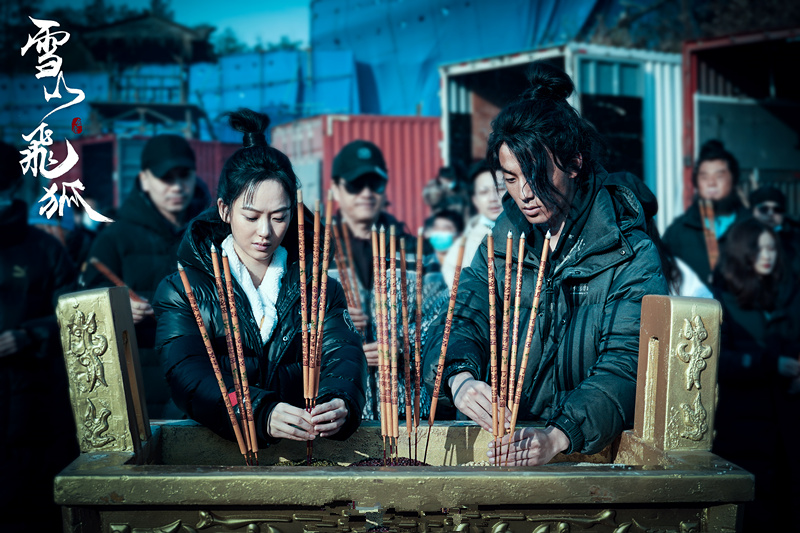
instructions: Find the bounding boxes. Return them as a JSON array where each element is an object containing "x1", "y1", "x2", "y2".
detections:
[
  {"x1": 370, "y1": 225, "x2": 386, "y2": 462},
  {"x1": 413, "y1": 227, "x2": 424, "y2": 462},
  {"x1": 379, "y1": 225, "x2": 389, "y2": 463},
  {"x1": 389, "y1": 226, "x2": 400, "y2": 463},
  {"x1": 399, "y1": 237, "x2": 413, "y2": 459},
  {"x1": 211, "y1": 245, "x2": 250, "y2": 461},
  {"x1": 332, "y1": 222, "x2": 356, "y2": 309},
  {"x1": 507, "y1": 233, "x2": 526, "y2": 424},
  {"x1": 221, "y1": 250, "x2": 258, "y2": 464},
  {"x1": 314, "y1": 190, "x2": 336, "y2": 401},
  {"x1": 308, "y1": 200, "x2": 322, "y2": 412},
  {"x1": 505, "y1": 230, "x2": 551, "y2": 466},
  {"x1": 424, "y1": 239, "x2": 466, "y2": 465},
  {"x1": 298, "y1": 191, "x2": 310, "y2": 412},
  {"x1": 487, "y1": 233, "x2": 499, "y2": 458},
  {"x1": 89, "y1": 257, "x2": 144, "y2": 303},
  {"x1": 341, "y1": 219, "x2": 362, "y2": 309},
  {"x1": 498, "y1": 231, "x2": 513, "y2": 448},
  {"x1": 700, "y1": 199, "x2": 719, "y2": 272},
  {"x1": 177, "y1": 262, "x2": 248, "y2": 463}
]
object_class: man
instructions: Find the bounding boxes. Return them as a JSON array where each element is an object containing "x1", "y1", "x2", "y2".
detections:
[
  {"x1": 328, "y1": 140, "x2": 449, "y2": 422},
  {"x1": 749, "y1": 185, "x2": 800, "y2": 275},
  {"x1": 81, "y1": 134, "x2": 210, "y2": 419},
  {"x1": 662, "y1": 140, "x2": 748, "y2": 285},
  {"x1": 0, "y1": 141, "x2": 78, "y2": 530}
]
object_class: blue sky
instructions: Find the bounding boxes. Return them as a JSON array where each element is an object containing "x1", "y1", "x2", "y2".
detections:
[{"x1": 41, "y1": 0, "x2": 311, "y2": 47}]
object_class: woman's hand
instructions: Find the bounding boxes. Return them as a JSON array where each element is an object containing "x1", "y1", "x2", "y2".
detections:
[
  {"x1": 310, "y1": 398, "x2": 349, "y2": 437},
  {"x1": 267, "y1": 402, "x2": 315, "y2": 441},
  {"x1": 487, "y1": 426, "x2": 570, "y2": 466},
  {"x1": 363, "y1": 341, "x2": 379, "y2": 367},
  {"x1": 130, "y1": 297, "x2": 154, "y2": 324},
  {"x1": 448, "y1": 372, "x2": 511, "y2": 432}
]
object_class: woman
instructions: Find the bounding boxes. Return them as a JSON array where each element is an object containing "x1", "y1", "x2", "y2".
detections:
[
  {"x1": 424, "y1": 208, "x2": 464, "y2": 267},
  {"x1": 441, "y1": 160, "x2": 506, "y2": 288},
  {"x1": 422, "y1": 63, "x2": 667, "y2": 465},
  {"x1": 711, "y1": 217, "x2": 800, "y2": 531},
  {"x1": 153, "y1": 109, "x2": 366, "y2": 446}
]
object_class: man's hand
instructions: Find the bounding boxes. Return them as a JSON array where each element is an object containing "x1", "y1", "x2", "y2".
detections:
[
  {"x1": 363, "y1": 341, "x2": 379, "y2": 367},
  {"x1": 448, "y1": 371, "x2": 511, "y2": 432},
  {"x1": 130, "y1": 298, "x2": 154, "y2": 324},
  {"x1": 487, "y1": 426, "x2": 570, "y2": 466},
  {"x1": 348, "y1": 307, "x2": 369, "y2": 330}
]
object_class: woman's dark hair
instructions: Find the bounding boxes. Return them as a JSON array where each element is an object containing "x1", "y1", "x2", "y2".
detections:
[
  {"x1": 486, "y1": 61, "x2": 605, "y2": 215},
  {"x1": 691, "y1": 139, "x2": 740, "y2": 188},
  {"x1": 217, "y1": 108, "x2": 306, "y2": 262},
  {"x1": 425, "y1": 209, "x2": 465, "y2": 235},
  {"x1": 467, "y1": 159, "x2": 494, "y2": 196},
  {"x1": 716, "y1": 217, "x2": 783, "y2": 309}
]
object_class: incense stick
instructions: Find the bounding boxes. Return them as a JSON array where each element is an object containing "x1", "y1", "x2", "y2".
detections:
[
  {"x1": 424, "y1": 239, "x2": 466, "y2": 464},
  {"x1": 332, "y1": 222, "x2": 356, "y2": 309},
  {"x1": 211, "y1": 245, "x2": 250, "y2": 461},
  {"x1": 498, "y1": 231, "x2": 513, "y2": 447},
  {"x1": 379, "y1": 226, "x2": 389, "y2": 463},
  {"x1": 505, "y1": 230, "x2": 550, "y2": 466},
  {"x1": 487, "y1": 232, "x2": 499, "y2": 458},
  {"x1": 298, "y1": 191, "x2": 310, "y2": 412},
  {"x1": 89, "y1": 257, "x2": 145, "y2": 303},
  {"x1": 507, "y1": 233, "x2": 526, "y2": 425},
  {"x1": 413, "y1": 227, "x2": 423, "y2": 462},
  {"x1": 177, "y1": 262, "x2": 248, "y2": 463},
  {"x1": 399, "y1": 236, "x2": 413, "y2": 459},
  {"x1": 341, "y1": 218, "x2": 362, "y2": 309},
  {"x1": 308, "y1": 200, "x2": 322, "y2": 412},
  {"x1": 389, "y1": 226, "x2": 399, "y2": 462},
  {"x1": 221, "y1": 250, "x2": 258, "y2": 464}
]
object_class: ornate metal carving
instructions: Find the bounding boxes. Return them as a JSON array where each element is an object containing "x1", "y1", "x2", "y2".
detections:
[
  {"x1": 674, "y1": 310, "x2": 712, "y2": 391},
  {"x1": 679, "y1": 393, "x2": 708, "y2": 442},
  {"x1": 82, "y1": 398, "x2": 116, "y2": 449},
  {"x1": 111, "y1": 520, "x2": 197, "y2": 533},
  {"x1": 66, "y1": 306, "x2": 109, "y2": 393},
  {"x1": 197, "y1": 511, "x2": 286, "y2": 532}
]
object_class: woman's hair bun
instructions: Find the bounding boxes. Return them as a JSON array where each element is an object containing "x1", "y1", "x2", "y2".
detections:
[
  {"x1": 522, "y1": 62, "x2": 574, "y2": 102},
  {"x1": 226, "y1": 108, "x2": 270, "y2": 148}
]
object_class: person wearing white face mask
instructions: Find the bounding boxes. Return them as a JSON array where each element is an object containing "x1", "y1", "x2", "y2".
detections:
[
  {"x1": 441, "y1": 160, "x2": 506, "y2": 289},
  {"x1": 424, "y1": 209, "x2": 464, "y2": 267}
]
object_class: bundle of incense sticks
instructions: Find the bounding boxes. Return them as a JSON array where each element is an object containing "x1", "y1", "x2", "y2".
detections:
[
  {"x1": 333, "y1": 219, "x2": 362, "y2": 312},
  {"x1": 300, "y1": 191, "x2": 335, "y2": 464},
  {"x1": 369, "y1": 225, "x2": 423, "y2": 465},
  {"x1": 89, "y1": 257, "x2": 145, "y2": 303},
  {"x1": 177, "y1": 258, "x2": 255, "y2": 466},
  {"x1": 699, "y1": 199, "x2": 719, "y2": 272},
  {"x1": 504, "y1": 230, "x2": 551, "y2": 466},
  {"x1": 424, "y1": 238, "x2": 466, "y2": 465}
]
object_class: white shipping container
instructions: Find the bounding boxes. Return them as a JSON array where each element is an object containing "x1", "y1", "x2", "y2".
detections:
[{"x1": 439, "y1": 43, "x2": 682, "y2": 232}]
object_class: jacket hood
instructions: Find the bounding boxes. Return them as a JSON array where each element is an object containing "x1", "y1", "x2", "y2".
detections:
[{"x1": 117, "y1": 179, "x2": 210, "y2": 234}]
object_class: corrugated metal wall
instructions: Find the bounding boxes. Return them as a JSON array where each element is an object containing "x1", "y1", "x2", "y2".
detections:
[{"x1": 272, "y1": 114, "x2": 442, "y2": 232}]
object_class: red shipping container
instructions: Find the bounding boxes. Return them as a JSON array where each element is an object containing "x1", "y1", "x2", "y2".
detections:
[{"x1": 271, "y1": 114, "x2": 442, "y2": 233}]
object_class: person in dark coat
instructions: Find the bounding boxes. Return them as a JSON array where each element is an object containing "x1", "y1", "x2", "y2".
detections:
[
  {"x1": 711, "y1": 217, "x2": 800, "y2": 531},
  {"x1": 153, "y1": 109, "x2": 366, "y2": 446},
  {"x1": 327, "y1": 140, "x2": 449, "y2": 422},
  {"x1": 0, "y1": 141, "x2": 79, "y2": 531},
  {"x1": 80, "y1": 134, "x2": 210, "y2": 419},
  {"x1": 422, "y1": 63, "x2": 668, "y2": 466},
  {"x1": 662, "y1": 140, "x2": 748, "y2": 285},
  {"x1": 749, "y1": 185, "x2": 800, "y2": 276}
]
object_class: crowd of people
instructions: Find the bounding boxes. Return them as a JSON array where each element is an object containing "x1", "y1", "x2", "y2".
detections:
[{"x1": 1, "y1": 61, "x2": 797, "y2": 531}]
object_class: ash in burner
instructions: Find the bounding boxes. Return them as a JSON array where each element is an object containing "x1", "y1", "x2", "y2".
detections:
[
  {"x1": 348, "y1": 457, "x2": 429, "y2": 467},
  {"x1": 272, "y1": 459, "x2": 339, "y2": 466}
]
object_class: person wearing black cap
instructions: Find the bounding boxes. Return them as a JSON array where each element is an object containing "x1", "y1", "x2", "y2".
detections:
[
  {"x1": 328, "y1": 139, "x2": 449, "y2": 422},
  {"x1": 662, "y1": 140, "x2": 748, "y2": 285},
  {"x1": 0, "y1": 141, "x2": 79, "y2": 530},
  {"x1": 749, "y1": 185, "x2": 800, "y2": 276},
  {"x1": 80, "y1": 134, "x2": 211, "y2": 419}
]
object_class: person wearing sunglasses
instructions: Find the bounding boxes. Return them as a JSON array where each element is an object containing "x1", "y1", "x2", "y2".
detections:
[
  {"x1": 750, "y1": 185, "x2": 800, "y2": 275},
  {"x1": 328, "y1": 140, "x2": 450, "y2": 423}
]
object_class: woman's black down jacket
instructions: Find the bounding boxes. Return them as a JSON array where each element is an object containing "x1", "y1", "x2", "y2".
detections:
[
  {"x1": 153, "y1": 208, "x2": 367, "y2": 445},
  {"x1": 422, "y1": 169, "x2": 668, "y2": 455}
]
